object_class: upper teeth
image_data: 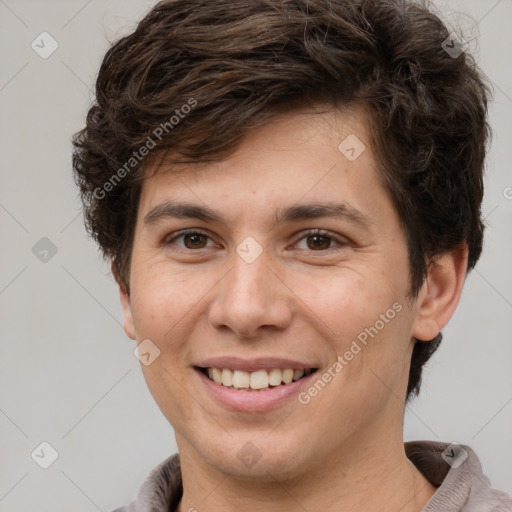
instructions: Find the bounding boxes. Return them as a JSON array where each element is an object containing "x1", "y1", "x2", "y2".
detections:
[{"x1": 206, "y1": 368, "x2": 311, "y2": 390}]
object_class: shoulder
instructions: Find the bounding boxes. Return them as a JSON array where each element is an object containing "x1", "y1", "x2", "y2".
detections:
[
  {"x1": 405, "y1": 440, "x2": 512, "y2": 512},
  {"x1": 111, "y1": 453, "x2": 182, "y2": 512}
]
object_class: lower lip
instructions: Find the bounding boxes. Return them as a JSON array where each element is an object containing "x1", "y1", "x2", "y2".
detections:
[{"x1": 195, "y1": 368, "x2": 317, "y2": 412}]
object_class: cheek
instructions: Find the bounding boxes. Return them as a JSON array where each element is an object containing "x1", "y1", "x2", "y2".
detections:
[
  {"x1": 128, "y1": 266, "x2": 202, "y2": 428},
  {"x1": 293, "y1": 269, "x2": 395, "y2": 346},
  {"x1": 298, "y1": 270, "x2": 410, "y2": 398},
  {"x1": 128, "y1": 264, "x2": 199, "y2": 354}
]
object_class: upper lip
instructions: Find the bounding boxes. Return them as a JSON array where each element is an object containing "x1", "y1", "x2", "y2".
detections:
[{"x1": 195, "y1": 357, "x2": 318, "y2": 372}]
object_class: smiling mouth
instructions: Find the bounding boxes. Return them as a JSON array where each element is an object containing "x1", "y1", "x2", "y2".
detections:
[{"x1": 197, "y1": 367, "x2": 318, "y2": 391}]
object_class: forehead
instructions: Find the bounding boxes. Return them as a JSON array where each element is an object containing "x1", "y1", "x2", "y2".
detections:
[
  {"x1": 143, "y1": 104, "x2": 373, "y2": 178},
  {"x1": 136, "y1": 106, "x2": 393, "y2": 228}
]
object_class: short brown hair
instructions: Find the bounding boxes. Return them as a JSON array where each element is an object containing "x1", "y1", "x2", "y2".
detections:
[{"x1": 72, "y1": 0, "x2": 491, "y2": 401}]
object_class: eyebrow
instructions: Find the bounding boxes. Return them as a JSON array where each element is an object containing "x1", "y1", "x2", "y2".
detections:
[{"x1": 143, "y1": 200, "x2": 373, "y2": 230}]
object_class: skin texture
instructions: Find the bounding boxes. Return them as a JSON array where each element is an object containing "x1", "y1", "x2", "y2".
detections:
[{"x1": 118, "y1": 107, "x2": 467, "y2": 512}]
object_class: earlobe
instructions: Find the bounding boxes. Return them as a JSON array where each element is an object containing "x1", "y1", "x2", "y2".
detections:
[
  {"x1": 411, "y1": 245, "x2": 468, "y2": 342},
  {"x1": 119, "y1": 287, "x2": 137, "y2": 340},
  {"x1": 112, "y1": 263, "x2": 137, "y2": 340}
]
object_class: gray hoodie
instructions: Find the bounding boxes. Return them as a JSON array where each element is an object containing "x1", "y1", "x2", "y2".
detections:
[{"x1": 113, "y1": 441, "x2": 512, "y2": 512}]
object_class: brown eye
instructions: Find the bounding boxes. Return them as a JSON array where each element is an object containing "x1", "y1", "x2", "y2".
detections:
[
  {"x1": 183, "y1": 233, "x2": 208, "y2": 249},
  {"x1": 306, "y1": 234, "x2": 332, "y2": 250},
  {"x1": 165, "y1": 230, "x2": 214, "y2": 250},
  {"x1": 294, "y1": 229, "x2": 347, "y2": 252}
]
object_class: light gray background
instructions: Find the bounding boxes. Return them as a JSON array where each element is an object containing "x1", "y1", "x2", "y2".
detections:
[{"x1": 0, "y1": 0, "x2": 511, "y2": 510}]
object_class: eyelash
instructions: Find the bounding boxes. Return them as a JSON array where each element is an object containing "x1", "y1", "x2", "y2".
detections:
[{"x1": 163, "y1": 228, "x2": 348, "y2": 252}]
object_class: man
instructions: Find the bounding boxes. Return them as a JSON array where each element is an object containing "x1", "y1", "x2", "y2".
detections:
[{"x1": 72, "y1": 0, "x2": 512, "y2": 510}]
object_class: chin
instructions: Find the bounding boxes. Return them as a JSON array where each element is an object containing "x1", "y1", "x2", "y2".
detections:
[{"x1": 195, "y1": 432, "x2": 315, "y2": 482}]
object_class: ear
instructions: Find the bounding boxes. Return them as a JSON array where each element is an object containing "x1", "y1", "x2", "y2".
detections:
[
  {"x1": 411, "y1": 244, "x2": 468, "y2": 341},
  {"x1": 112, "y1": 262, "x2": 136, "y2": 340}
]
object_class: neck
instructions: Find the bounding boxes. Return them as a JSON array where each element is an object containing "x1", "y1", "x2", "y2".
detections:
[{"x1": 175, "y1": 428, "x2": 436, "y2": 512}]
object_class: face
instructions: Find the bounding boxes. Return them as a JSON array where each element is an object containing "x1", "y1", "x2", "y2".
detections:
[{"x1": 120, "y1": 107, "x2": 426, "y2": 481}]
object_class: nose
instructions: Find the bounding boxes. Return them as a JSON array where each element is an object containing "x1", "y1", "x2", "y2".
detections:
[{"x1": 207, "y1": 248, "x2": 293, "y2": 339}]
